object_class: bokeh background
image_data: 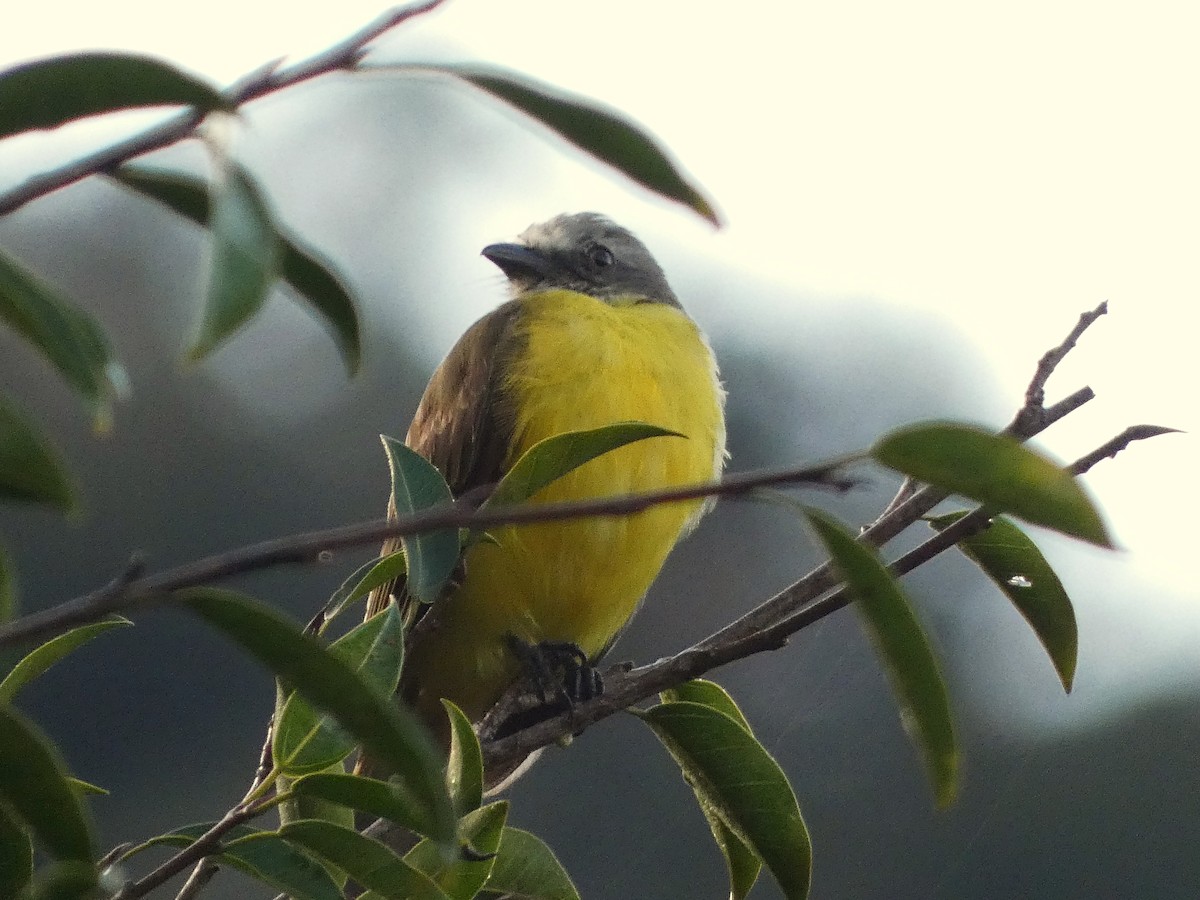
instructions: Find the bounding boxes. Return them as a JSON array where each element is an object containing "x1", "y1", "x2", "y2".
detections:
[{"x1": 2, "y1": 2, "x2": 1198, "y2": 897}]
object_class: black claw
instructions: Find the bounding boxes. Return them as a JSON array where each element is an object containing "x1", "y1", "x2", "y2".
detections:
[{"x1": 504, "y1": 634, "x2": 604, "y2": 708}]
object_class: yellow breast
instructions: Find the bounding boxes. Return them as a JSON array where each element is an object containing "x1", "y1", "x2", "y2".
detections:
[{"x1": 406, "y1": 289, "x2": 725, "y2": 722}]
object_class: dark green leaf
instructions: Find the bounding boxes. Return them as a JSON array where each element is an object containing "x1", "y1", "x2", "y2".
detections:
[
  {"x1": 20, "y1": 860, "x2": 96, "y2": 900},
  {"x1": 0, "y1": 52, "x2": 231, "y2": 138},
  {"x1": 189, "y1": 165, "x2": 280, "y2": 361},
  {"x1": 395, "y1": 65, "x2": 718, "y2": 225},
  {"x1": 443, "y1": 700, "x2": 483, "y2": 817},
  {"x1": 930, "y1": 512, "x2": 1078, "y2": 691},
  {"x1": 142, "y1": 823, "x2": 343, "y2": 900},
  {"x1": 873, "y1": 423, "x2": 1112, "y2": 547},
  {"x1": 290, "y1": 773, "x2": 428, "y2": 836},
  {"x1": 0, "y1": 616, "x2": 130, "y2": 702},
  {"x1": 482, "y1": 827, "x2": 579, "y2": 900},
  {"x1": 805, "y1": 506, "x2": 957, "y2": 806},
  {"x1": 485, "y1": 422, "x2": 683, "y2": 509},
  {"x1": 111, "y1": 166, "x2": 361, "y2": 373},
  {"x1": 0, "y1": 543, "x2": 16, "y2": 622},
  {"x1": 0, "y1": 250, "x2": 124, "y2": 432},
  {"x1": 0, "y1": 705, "x2": 94, "y2": 861},
  {"x1": 274, "y1": 604, "x2": 406, "y2": 776},
  {"x1": 0, "y1": 400, "x2": 75, "y2": 512},
  {"x1": 325, "y1": 551, "x2": 407, "y2": 622},
  {"x1": 660, "y1": 680, "x2": 761, "y2": 899},
  {"x1": 638, "y1": 702, "x2": 810, "y2": 899},
  {"x1": 381, "y1": 436, "x2": 458, "y2": 604},
  {"x1": 181, "y1": 588, "x2": 455, "y2": 845},
  {"x1": 278, "y1": 820, "x2": 450, "y2": 900},
  {"x1": 0, "y1": 801, "x2": 32, "y2": 898},
  {"x1": 405, "y1": 802, "x2": 506, "y2": 900}
]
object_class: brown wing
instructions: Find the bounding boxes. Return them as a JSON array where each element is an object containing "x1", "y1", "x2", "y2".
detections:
[{"x1": 362, "y1": 299, "x2": 524, "y2": 625}]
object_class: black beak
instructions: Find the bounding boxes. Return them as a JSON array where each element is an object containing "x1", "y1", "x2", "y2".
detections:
[{"x1": 481, "y1": 242, "x2": 555, "y2": 281}]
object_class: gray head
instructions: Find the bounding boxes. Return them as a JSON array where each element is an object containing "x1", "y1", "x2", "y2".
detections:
[{"x1": 482, "y1": 212, "x2": 680, "y2": 307}]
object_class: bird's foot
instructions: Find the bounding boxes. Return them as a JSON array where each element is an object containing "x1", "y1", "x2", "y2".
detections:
[{"x1": 503, "y1": 634, "x2": 604, "y2": 710}]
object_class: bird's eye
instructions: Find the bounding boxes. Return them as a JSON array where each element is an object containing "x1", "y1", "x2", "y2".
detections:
[{"x1": 587, "y1": 244, "x2": 615, "y2": 267}]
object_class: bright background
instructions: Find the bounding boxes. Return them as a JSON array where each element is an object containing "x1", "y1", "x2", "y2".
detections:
[{"x1": 2, "y1": 2, "x2": 1198, "y2": 898}]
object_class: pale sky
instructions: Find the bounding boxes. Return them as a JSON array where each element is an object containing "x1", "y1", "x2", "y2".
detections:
[{"x1": 2, "y1": 0, "x2": 1197, "y2": 722}]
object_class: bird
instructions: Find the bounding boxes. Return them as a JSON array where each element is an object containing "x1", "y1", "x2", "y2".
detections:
[{"x1": 363, "y1": 212, "x2": 726, "y2": 766}]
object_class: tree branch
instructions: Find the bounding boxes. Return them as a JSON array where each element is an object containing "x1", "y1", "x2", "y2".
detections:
[
  {"x1": 0, "y1": 458, "x2": 855, "y2": 650},
  {"x1": 0, "y1": 0, "x2": 449, "y2": 217}
]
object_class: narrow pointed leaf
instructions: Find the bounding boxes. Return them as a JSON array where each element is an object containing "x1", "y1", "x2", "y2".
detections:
[
  {"x1": 65, "y1": 778, "x2": 107, "y2": 797},
  {"x1": 0, "y1": 544, "x2": 15, "y2": 622},
  {"x1": 0, "y1": 616, "x2": 130, "y2": 702},
  {"x1": 278, "y1": 820, "x2": 450, "y2": 900},
  {"x1": 482, "y1": 827, "x2": 579, "y2": 900},
  {"x1": 638, "y1": 702, "x2": 811, "y2": 900},
  {"x1": 930, "y1": 512, "x2": 1078, "y2": 691},
  {"x1": 189, "y1": 165, "x2": 280, "y2": 360},
  {"x1": 805, "y1": 506, "x2": 957, "y2": 806},
  {"x1": 660, "y1": 680, "x2": 761, "y2": 899},
  {"x1": 0, "y1": 400, "x2": 75, "y2": 511},
  {"x1": 0, "y1": 250, "x2": 124, "y2": 431},
  {"x1": 290, "y1": 772, "x2": 429, "y2": 836},
  {"x1": 112, "y1": 166, "x2": 361, "y2": 373},
  {"x1": 387, "y1": 65, "x2": 718, "y2": 225},
  {"x1": 0, "y1": 52, "x2": 231, "y2": 138},
  {"x1": 405, "y1": 802, "x2": 507, "y2": 900},
  {"x1": 142, "y1": 823, "x2": 342, "y2": 900},
  {"x1": 181, "y1": 588, "x2": 455, "y2": 845},
  {"x1": 873, "y1": 423, "x2": 1112, "y2": 547},
  {"x1": 443, "y1": 700, "x2": 483, "y2": 817},
  {"x1": 326, "y1": 551, "x2": 407, "y2": 621},
  {"x1": 274, "y1": 603, "x2": 405, "y2": 776},
  {"x1": 486, "y1": 422, "x2": 683, "y2": 509},
  {"x1": 381, "y1": 436, "x2": 458, "y2": 604},
  {"x1": 0, "y1": 705, "x2": 94, "y2": 861},
  {"x1": 0, "y1": 802, "x2": 33, "y2": 898}
]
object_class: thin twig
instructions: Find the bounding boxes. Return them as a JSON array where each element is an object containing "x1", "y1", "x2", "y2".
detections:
[
  {"x1": 479, "y1": 420, "x2": 1173, "y2": 775},
  {"x1": 0, "y1": 457, "x2": 856, "y2": 651},
  {"x1": 173, "y1": 860, "x2": 219, "y2": 900},
  {"x1": 0, "y1": 0, "x2": 449, "y2": 217}
]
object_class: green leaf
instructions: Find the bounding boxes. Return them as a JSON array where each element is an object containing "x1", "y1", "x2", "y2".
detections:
[
  {"x1": 872, "y1": 423, "x2": 1112, "y2": 547},
  {"x1": 181, "y1": 588, "x2": 455, "y2": 845},
  {"x1": 0, "y1": 52, "x2": 231, "y2": 138},
  {"x1": 142, "y1": 823, "x2": 343, "y2": 900},
  {"x1": 660, "y1": 680, "x2": 761, "y2": 900},
  {"x1": 0, "y1": 801, "x2": 33, "y2": 898},
  {"x1": 381, "y1": 436, "x2": 459, "y2": 604},
  {"x1": 395, "y1": 65, "x2": 718, "y2": 226},
  {"x1": 189, "y1": 164, "x2": 280, "y2": 361},
  {"x1": 0, "y1": 543, "x2": 16, "y2": 622},
  {"x1": 278, "y1": 820, "x2": 450, "y2": 900},
  {"x1": 638, "y1": 702, "x2": 811, "y2": 900},
  {"x1": 19, "y1": 860, "x2": 97, "y2": 900},
  {"x1": 290, "y1": 773, "x2": 429, "y2": 837},
  {"x1": 0, "y1": 705, "x2": 94, "y2": 861},
  {"x1": 485, "y1": 422, "x2": 683, "y2": 509},
  {"x1": 930, "y1": 512, "x2": 1078, "y2": 692},
  {"x1": 482, "y1": 827, "x2": 579, "y2": 900},
  {"x1": 111, "y1": 166, "x2": 361, "y2": 374},
  {"x1": 65, "y1": 778, "x2": 108, "y2": 797},
  {"x1": 274, "y1": 604, "x2": 406, "y2": 776},
  {"x1": 405, "y1": 802, "x2": 507, "y2": 900},
  {"x1": 804, "y1": 506, "x2": 958, "y2": 807},
  {"x1": 0, "y1": 400, "x2": 76, "y2": 512},
  {"x1": 0, "y1": 616, "x2": 130, "y2": 702},
  {"x1": 0, "y1": 250, "x2": 124, "y2": 432},
  {"x1": 325, "y1": 551, "x2": 407, "y2": 622},
  {"x1": 443, "y1": 700, "x2": 483, "y2": 817}
]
